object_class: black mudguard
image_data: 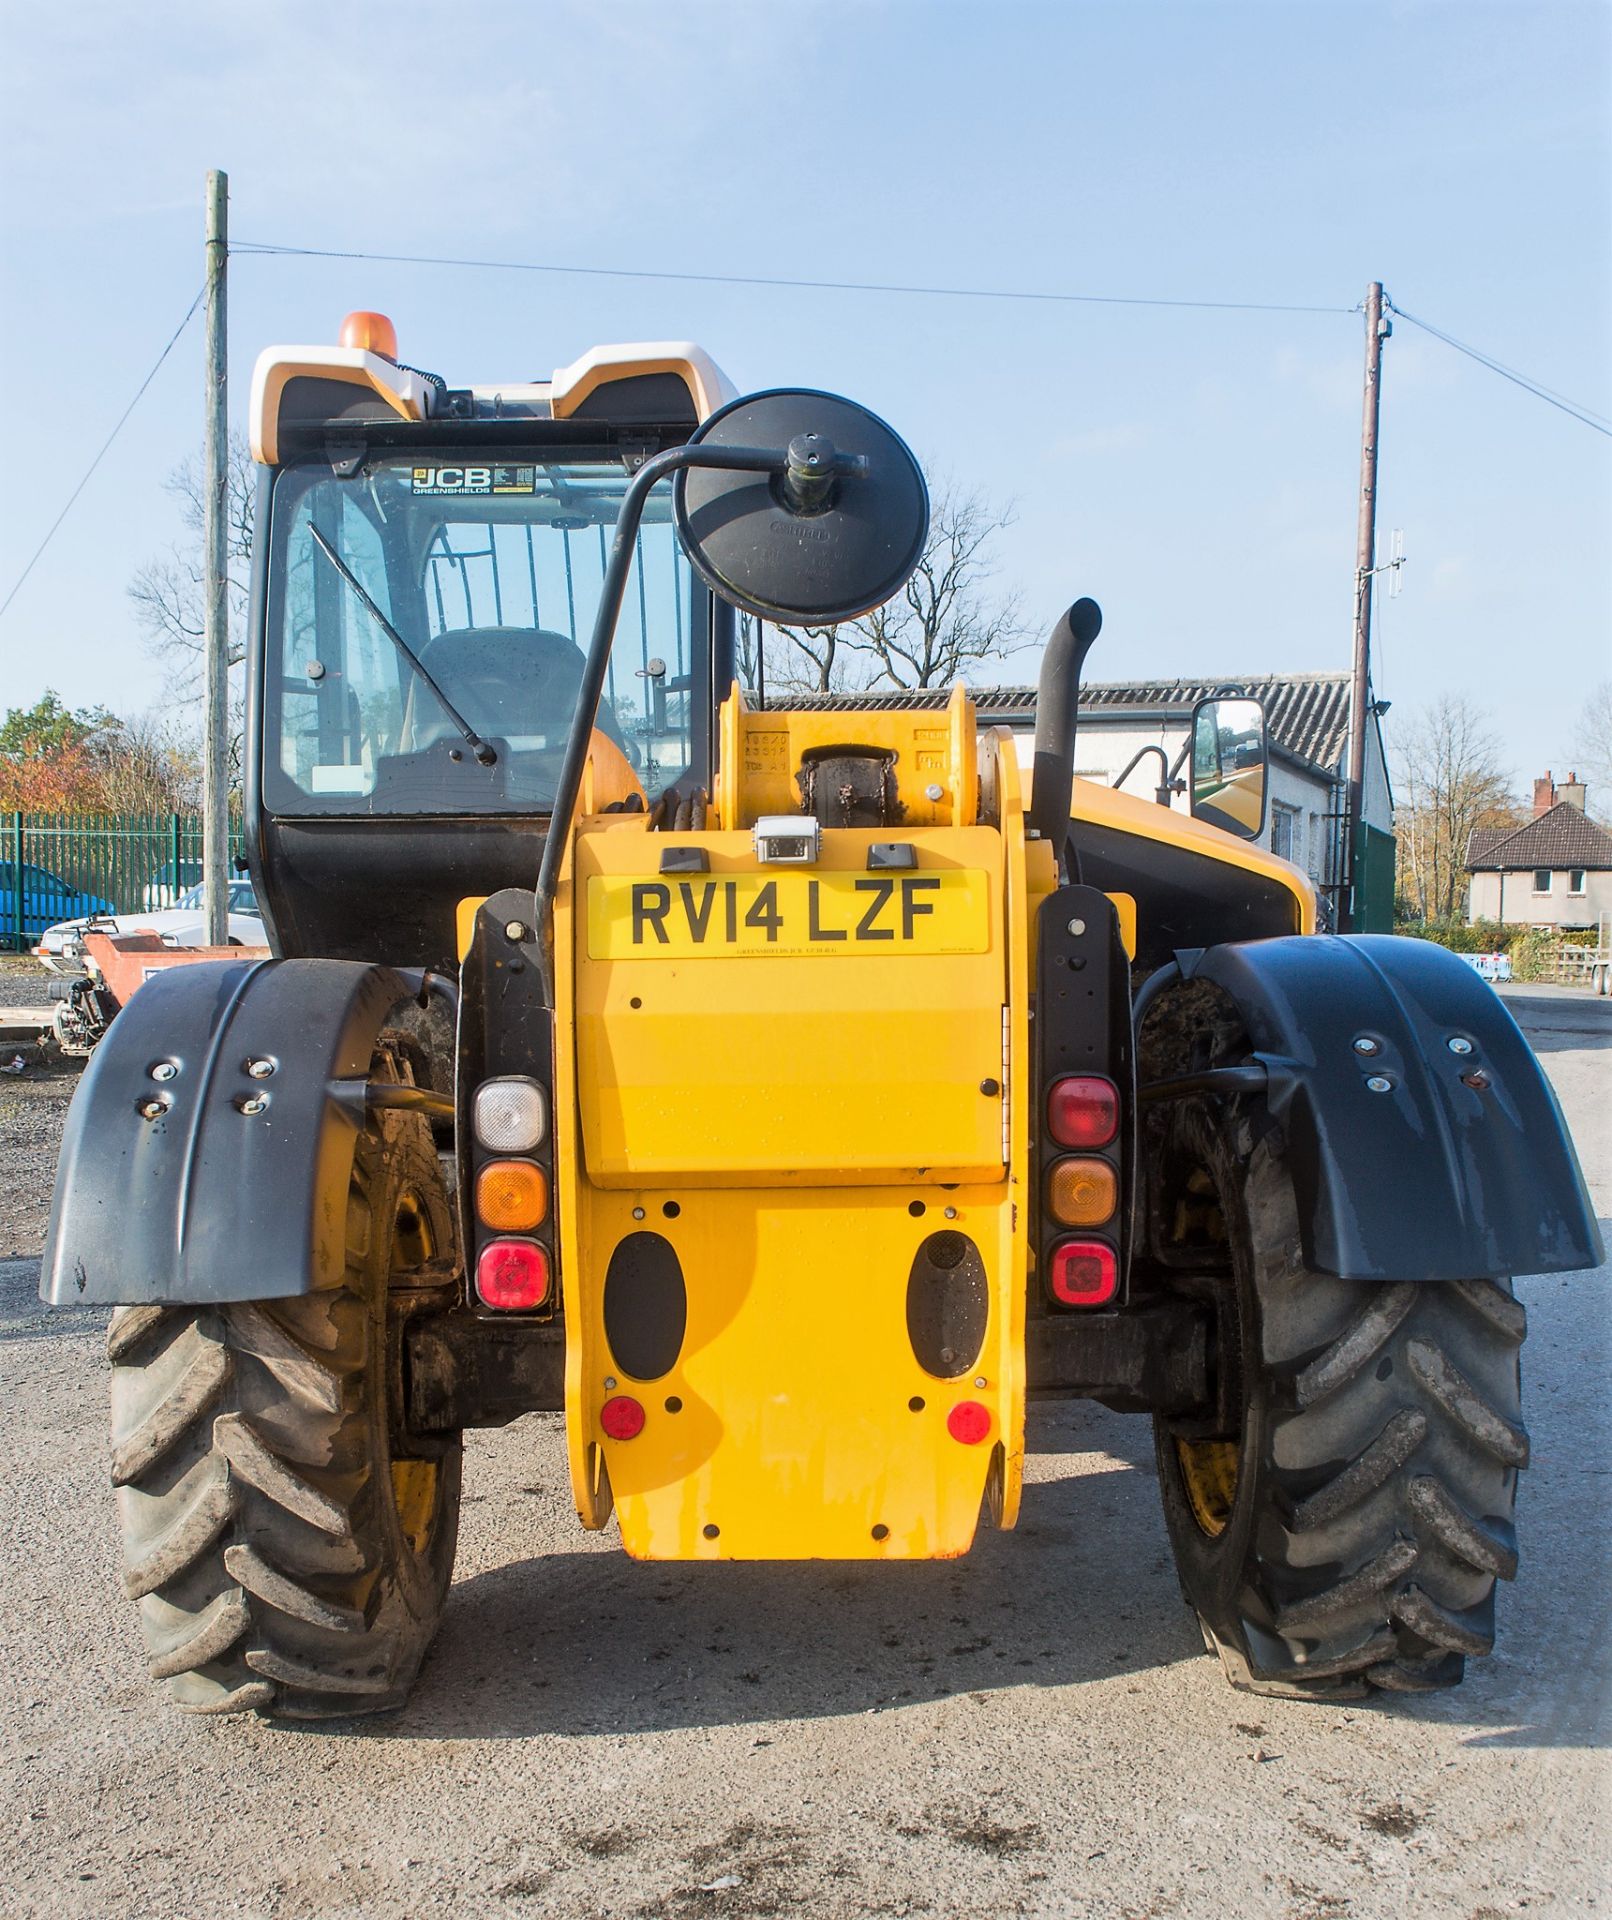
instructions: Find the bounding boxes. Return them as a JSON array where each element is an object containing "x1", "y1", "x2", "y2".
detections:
[
  {"x1": 1191, "y1": 934, "x2": 1602, "y2": 1282},
  {"x1": 41, "y1": 958, "x2": 424, "y2": 1307}
]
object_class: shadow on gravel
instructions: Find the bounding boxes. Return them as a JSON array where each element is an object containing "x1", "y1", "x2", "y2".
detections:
[{"x1": 382, "y1": 1407, "x2": 1202, "y2": 1740}]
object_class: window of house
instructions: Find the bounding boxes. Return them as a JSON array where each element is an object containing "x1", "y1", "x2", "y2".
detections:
[
  {"x1": 1532, "y1": 868, "x2": 1552, "y2": 894},
  {"x1": 1271, "y1": 802, "x2": 1300, "y2": 861},
  {"x1": 1568, "y1": 868, "x2": 1587, "y2": 895}
]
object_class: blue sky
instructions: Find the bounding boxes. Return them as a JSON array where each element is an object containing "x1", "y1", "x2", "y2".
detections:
[{"x1": 1, "y1": 0, "x2": 1607, "y2": 792}]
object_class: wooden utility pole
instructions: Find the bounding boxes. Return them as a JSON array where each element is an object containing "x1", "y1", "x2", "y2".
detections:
[
  {"x1": 202, "y1": 169, "x2": 230, "y2": 946},
  {"x1": 1344, "y1": 279, "x2": 1388, "y2": 931}
]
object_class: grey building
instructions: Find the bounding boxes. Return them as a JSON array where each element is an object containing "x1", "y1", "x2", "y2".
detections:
[{"x1": 784, "y1": 671, "x2": 1394, "y2": 924}]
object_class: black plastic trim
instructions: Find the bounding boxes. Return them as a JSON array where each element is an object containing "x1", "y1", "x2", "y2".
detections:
[
  {"x1": 1193, "y1": 933, "x2": 1604, "y2": 1280},
  {"x1": 41, "y1": 958, "x2": 423, "y2": 1305}
]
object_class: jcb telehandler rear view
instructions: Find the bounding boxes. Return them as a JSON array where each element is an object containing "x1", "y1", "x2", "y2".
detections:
[{"x1": 45, "y1": 313, "x2": 1600, "y2": 1717}]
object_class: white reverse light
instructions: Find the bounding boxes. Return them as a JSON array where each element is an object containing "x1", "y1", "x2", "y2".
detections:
[{"x1": 473, "y1": 1077, "x2": 548, "y2": 1153}]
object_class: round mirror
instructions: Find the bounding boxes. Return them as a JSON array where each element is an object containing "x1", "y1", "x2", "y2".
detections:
[{"x1": 673, "y1": 388, "x2": 929, "y2": 625}]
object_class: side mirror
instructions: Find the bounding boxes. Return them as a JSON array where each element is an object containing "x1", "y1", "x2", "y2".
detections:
[
  {"x1": 1189, "y1": 696, "x2": 1269, "y2": 840},
  {"x1": 673, "y1": 388, "x2": 929, "y2": 625}
]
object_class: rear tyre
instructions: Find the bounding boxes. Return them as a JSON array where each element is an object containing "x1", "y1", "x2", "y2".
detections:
[
  {"x1": 107, "y1": 1050, "x2": 461, "y2": 1718},
  {"x1": 1154, "y1": 1106, "x2": 1527, "y2": 1698}
]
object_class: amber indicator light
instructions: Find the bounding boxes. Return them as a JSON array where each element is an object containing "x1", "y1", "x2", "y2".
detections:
[
  {"x1": 1047, "y1": 1156, "x2": 1118, "y2": 1228},
  {"x1": 475, "y1": 1159, "x2": 548, "y2": 1232}
]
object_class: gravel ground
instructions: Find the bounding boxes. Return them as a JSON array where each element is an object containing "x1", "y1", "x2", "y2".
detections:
[
  {"x1": 0, "y1": 958, "x2": 77, "y2": 1260},
  {"x1": 0, "y1": 983, "x2": 1605, "y2": 1918}
]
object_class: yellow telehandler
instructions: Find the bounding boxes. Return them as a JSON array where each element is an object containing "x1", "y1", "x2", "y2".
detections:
[{"x1": 44, "y1": 313, "x2": 1599, "y2": 1715}]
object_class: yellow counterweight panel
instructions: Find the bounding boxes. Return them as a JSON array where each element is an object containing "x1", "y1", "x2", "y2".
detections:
[
  {"x1": 551, "y1": 721, "x2": 1034, "y2": 1559},
  {"x1": 573, "y1": 826, "x2": 1008, "y2": 1185},
  {"x1": 568, "y1": 1184, "x2": 1017, "y2": 1560}
]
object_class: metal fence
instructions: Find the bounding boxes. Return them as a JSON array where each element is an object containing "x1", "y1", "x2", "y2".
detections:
[{"x1": 2, "y1": 812, "x2": 246, "y2": 953}]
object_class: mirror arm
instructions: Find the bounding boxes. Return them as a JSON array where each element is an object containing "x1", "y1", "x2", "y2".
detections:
[
  {"x1": 531, "y1": 438, "x2": 829, "y2": 999},
  {"x1": 1112, "y1": 742, "x2": 1185, "y2": 810}
]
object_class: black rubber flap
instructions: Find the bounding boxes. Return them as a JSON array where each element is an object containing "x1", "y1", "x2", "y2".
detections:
[
  {"x1": 673, "y1": 388, "x2": 929, "y2": 624},
  {"x1": 905, "y1": 1230, "x2": 988, "y2": 1379},
  {"x1": 603, "y1": 1231, "x2": 688, "y2": 1381}
]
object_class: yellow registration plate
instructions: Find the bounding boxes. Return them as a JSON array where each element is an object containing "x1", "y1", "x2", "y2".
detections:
[{"x1": 586, "y1": 870, "x2": 989, "y2": 959}]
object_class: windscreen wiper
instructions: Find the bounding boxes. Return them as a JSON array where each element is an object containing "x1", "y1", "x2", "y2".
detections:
[{"x1": 307, "y1": 525, "x2": 497, "y2": 766}]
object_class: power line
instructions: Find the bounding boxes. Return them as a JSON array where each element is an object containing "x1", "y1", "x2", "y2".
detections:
[
  {"x1": 0, "y1": 285, "x2": 207, "y2": 621},
  {"x1": 1388, "y1": 301, "x2": 1612, "y2": 437},
  {"x1": 232, "y1": 241, "x2": 1353, "y2": 317}
]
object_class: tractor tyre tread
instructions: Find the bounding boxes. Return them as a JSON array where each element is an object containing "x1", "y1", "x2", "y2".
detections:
[
  {"x1": 108, "y1": 1105, "x2": 460, "y2": 1719},
  {"x1": 1156, "y1": 1119, "x2": 1526, "y2": 1702}
]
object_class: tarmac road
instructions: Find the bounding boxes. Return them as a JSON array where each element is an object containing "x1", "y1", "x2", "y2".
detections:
[{"x1": 0, "y1": 986, "x2": 1605, "y2": 1919}]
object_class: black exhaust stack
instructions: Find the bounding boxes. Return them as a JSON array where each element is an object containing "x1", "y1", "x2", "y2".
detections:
[{"x1": 1028, "y1": 597, "x2": 1103, "y2": 862}]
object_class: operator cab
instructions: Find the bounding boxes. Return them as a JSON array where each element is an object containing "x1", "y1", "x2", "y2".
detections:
[{"x1": 246, "y1": 317, "x2": 738, "y2": 969}]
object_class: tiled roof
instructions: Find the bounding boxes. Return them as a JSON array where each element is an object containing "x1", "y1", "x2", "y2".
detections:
[
  {"x1": 1465, "y1": 803, "x2": 1612, "y2": 872},
  {"x1": 779, "y1": 673, "x2": 1358, "y2": 773}
]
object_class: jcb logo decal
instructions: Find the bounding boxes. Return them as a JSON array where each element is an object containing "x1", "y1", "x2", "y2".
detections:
[{"x1": 411, "y1": 466, "x2": 492, "y2": 494}]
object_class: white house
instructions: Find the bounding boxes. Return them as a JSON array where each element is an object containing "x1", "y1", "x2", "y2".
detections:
[{"x1": 1467, "y1": 772, "x2": 1612, "y2": 933}]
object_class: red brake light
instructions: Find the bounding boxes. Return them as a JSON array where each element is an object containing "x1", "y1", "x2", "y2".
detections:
[
  {"x1": 1047, "y1": 1239, "x2": 1119, "y2": 1308},
  {"x1": 601, "y1": 1395, "x2": 646, "y2": 1440},
  {"x1": 475, "y1": 1239, "x2": 549, "y2": 1310},
  {"x1": 1047, "y1": 1075, "x2": 1119, "y2": 1149},
  {"x1": 946, "y1": 1400, "x2": 992, "y2": 1445}
]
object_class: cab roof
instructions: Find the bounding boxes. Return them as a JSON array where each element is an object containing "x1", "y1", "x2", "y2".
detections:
[{"x1": 249, "y1": 316, "x2": 736, "y2": 464}]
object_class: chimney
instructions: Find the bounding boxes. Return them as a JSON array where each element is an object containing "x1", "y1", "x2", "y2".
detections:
[
  {"x1": 1533, "y1": 771, "x2": 1556, "y2": 816},
  {"x1": 1558, "y1": 770, "x2": 1587, "y2": 813}
]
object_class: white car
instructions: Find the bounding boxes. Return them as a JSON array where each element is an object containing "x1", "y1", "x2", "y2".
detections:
[{"x1": 36, "y1": 881, "x2": 267, "y2": 973}]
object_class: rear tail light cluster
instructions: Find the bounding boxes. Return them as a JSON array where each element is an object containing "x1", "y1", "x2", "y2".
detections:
[
  {"x1": 471, "y1": 1075, "x2": 553, "y2": 1312},
  {"x1": 1034, "y1": 888, "x2": 1130, "y2": 1315},
  {"x1": 1042, "y1": 1074, "x2": 1122, "y2": 1310}
]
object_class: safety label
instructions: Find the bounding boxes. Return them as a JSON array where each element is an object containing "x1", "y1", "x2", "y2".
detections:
[{"x1": 586, "y1": 870, "x2": 990, "y2": 959}]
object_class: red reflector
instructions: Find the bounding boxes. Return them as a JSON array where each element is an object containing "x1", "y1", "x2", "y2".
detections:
[
  {"x1": 946, "y1": 1400, "x2": 992, "y2": 1445},
  {"x1": 1047, "y1": 1239, "x2": 1119, "y2": 1308},
  {"x1": 1047, "y1": 1075, "x2": 1119, "y2": 1149},
  {"x1": 475, "y1": 1239, "x2": 549, "y2": 1310},
  {"x1": 601, "y1": 1395, "x2": 646, "y2": 1440}
]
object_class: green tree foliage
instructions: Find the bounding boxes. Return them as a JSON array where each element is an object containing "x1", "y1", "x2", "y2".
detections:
[
  {"x1": 0, "y1": 690, "x2": 115, "y2": 756},
  {"x1": 0, "y1": 692, "x2": 199, "y2": 813}
]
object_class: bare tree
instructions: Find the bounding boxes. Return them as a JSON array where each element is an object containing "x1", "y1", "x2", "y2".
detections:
[
  {"x1": 771, "y1": 481, "x2": 1026, "y2": 693},
  {"x1": 1569, "y1": 680, "x2": 1612, "y2": 822},
  {"x1": 88, "y1": 710, "x2": 203, "y2": 814},
  {"x1": 1392, "y1": 694, "x2": 1521, "y2": 922},
  {"x1": 128, "y1": 432, "x2": 256, "y2": 693}
]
